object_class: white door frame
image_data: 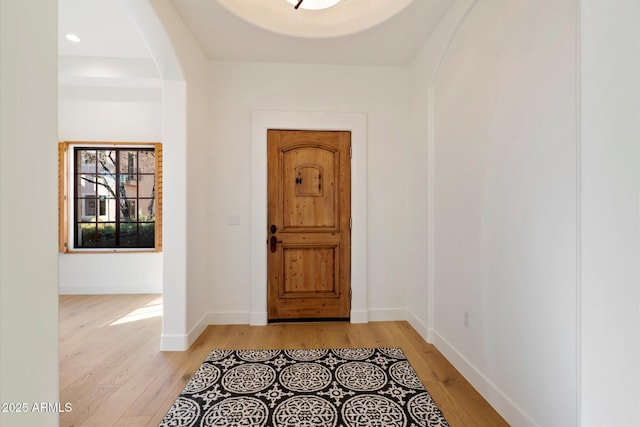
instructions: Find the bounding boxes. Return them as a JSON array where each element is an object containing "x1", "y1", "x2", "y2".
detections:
[{"x1": 250, "y1": 110, "x2": 368, "y2": 325}]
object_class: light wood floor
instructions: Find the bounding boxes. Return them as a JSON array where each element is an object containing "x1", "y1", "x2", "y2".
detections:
[{"x1": 59, "y1": 294, "x2": 508, "y2": 427}]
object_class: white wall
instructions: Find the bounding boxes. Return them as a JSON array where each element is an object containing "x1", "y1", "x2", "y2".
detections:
[
  {"x1": 425, "y1": 0, "x2": 579, "y2": 425},
  {"x1": 58, "y1": 86, "x2": 163, "y2": 294},
  {"x1": 0, "y1": 0, "x2": 60, "y2": 426},
  {"x1": 59, "y1": 253, "x2": 162, "y2": 294},
  {"x1": 58, "y1": 86, "x2": 161, "y2": 141},
  {"x1": 580, "y1": 1, "x2": 640, "y2": 425},
  {"x1": 205, "y1": 61, "x2": 410, "y2": 321},
  {"x1": 406, "y1": 27, "x2": 433, "y2": 338},
  {"x1": 139, "y1": 0, "x2": 210, "y2": 350},
  {"x1": 407, "y1": 0, "x2": 475, "y2": 340}
]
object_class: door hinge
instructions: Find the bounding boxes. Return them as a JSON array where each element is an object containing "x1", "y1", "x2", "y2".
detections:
[
  {"x1": 350, "y1": 288, "x2": 352, "y2": 300},
  {"x1": 349, "y1": 146, "x2": 352, "y2": 158},
  {"x1": 349, "y1": 217, "x2": 352, "y2": 229}
]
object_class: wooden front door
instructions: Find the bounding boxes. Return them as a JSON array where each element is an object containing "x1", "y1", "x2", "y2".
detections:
[{"x1": 267, "y1": 130, "x2": 351, "y2": 321}]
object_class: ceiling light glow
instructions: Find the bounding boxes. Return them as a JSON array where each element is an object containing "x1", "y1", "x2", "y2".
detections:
[
  {"x1": 286, "y1": 0, "x2": 342, "y2": 10},
  {"x1": 65, "y1": 33, "x2": 80, "y2": 43}
]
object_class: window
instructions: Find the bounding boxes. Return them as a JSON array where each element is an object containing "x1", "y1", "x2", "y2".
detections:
[{"x1": 59, "y1": 142, "x2": 163, "y2": 252}]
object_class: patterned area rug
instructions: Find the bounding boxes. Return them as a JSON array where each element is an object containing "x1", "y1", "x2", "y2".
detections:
[{"x1": 159, "y1": 347, "x2": 449, "y2": 427}]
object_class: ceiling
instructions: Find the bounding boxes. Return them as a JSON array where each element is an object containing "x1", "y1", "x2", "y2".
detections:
[
  {"x1": 59, "y1": 0, "x2": 453, "y2": 67},
  {"x1": 171, "y1": 0, "x2": 453, "y2": 66},
  {"x1": 58, "y1": 0, "x2": 152, "y2": 58},
  {"x1": 59, "y1": 0, "x2": 156, "y2": 90}
]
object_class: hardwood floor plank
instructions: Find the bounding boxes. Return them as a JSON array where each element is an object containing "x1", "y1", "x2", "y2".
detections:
[
  {"x1": 112, "y1": 415, "x2": 152, "y2": 427},
  {"x1": 59, "y1": 295, "x2": 508, "y2": 427}
]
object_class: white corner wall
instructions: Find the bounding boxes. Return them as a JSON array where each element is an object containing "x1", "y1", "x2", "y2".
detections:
[
  {"x1": 580, "y1": 0, "x2": 640, "y2": 425},
  {"x1": 134, "y1": 0, "x2": 210, "y2": 350},
  {"x1": 1, "y1": 1, "x2": 60, "y2": 426},
  {"x1": 407, "y1": 0, "x2": 476, "y2": 340},
  {"x1": 426, "y1": 0, "x2": 579, "y2": 425},
  {"x1": 204, "y1": 61, "x2": 410, "y2": 323}
]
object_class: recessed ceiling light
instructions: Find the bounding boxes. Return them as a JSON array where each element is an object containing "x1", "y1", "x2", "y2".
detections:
[
  {"x1": 65, "y1": 33, "x2": 80, "y2": 43},
  {"x1": 286, "y1": 0, "x2": 342, "y2": 10}
]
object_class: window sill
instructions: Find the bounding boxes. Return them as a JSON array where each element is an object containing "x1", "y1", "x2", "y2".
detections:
[{"x1": 64, "y1": 248, "x2": 161, "y2": 254}]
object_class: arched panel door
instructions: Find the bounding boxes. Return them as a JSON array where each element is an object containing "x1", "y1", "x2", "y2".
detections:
[{"x1": 267, "y1": 130, "x2": 351, "y2": 321}]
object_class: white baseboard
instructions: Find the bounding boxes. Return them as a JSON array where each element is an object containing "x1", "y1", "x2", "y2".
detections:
[
  {"x1": 59, "y1": 284, "x2": 162, "y2": 295},
  {"x1": 206, "y1": 311, "x2": 251, "y2": 325},
  {"x1": 174, "y1": 309, "x2": 405, "y2": 350},
  {"x1": 162, "y1": 310, "x2": 252, "y2": 351},
  {"x1": 185, "y1": 312, "x2": 211, "y2": 349},
  {"x1": 406, "y1": 310, "x2": 430, "y2": 342},
  {"x1": 188, "y1": 311, "x2": 252, "y2": 347},
  {"x1": 367, "y1": 308, "x2": 406, "y2": 322},
  {"x1": 250, "y1": 311, "x2": 268, "y2": 326},
  {"x1": 160, "y1": 333, "x2": 189, "y2": 351},
  {"x1": 431, "y1": 330, "x2": 538, "y2": 427},
  {"x1": 350, "y1": 309, "x2": 369, "y2": 323}
]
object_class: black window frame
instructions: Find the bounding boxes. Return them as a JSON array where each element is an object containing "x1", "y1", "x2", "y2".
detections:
[{"x1": 71, "y1": 145, "x2": 158, "y2": 250}]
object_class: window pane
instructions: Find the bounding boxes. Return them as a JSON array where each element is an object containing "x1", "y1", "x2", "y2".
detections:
[
  {"x1": 96, "y1": 175, "x2": 117, "y2": 199},
  {"x1": 77, "y1": 150, "x2": 96, "y2": 172},
  {"x1": 76, "y1": 223, "x2": 97, "y2": 247},
  {"x1": 120, "y1": 199, "x2": 135, "y2": 222},
  {"x1": 77, "y1": 174, "x2": 97, "y2": 195},
  {"x1": 78, "y1": 223, "x2": 117, "y2": 248},
  {"x1": 139, "y1": 223, "x2": 155, "y2": 247},
  {"x1": 119, "y1": 151, "x2": 137, "y2": 174},
  {"x1": 138, "y1": 198, "x2": 155, "y2": 220},
  {"x1": 118, "y1": 174, "x2": 135, "y2": 198},
  {"x1": 97, "y1": 150, "x2": 116, "y2": 174},
  {"x1": 136, "y1": 175, "x2": 154, "y2": 197},
  {"x1": 119, "y1": 223, "x2": 138, "y2": 247},
  {"x1": 138, "y1": 151, "x2": 155, "y2": 173},
  {"x1": 120, "y1": 223, "x2": 155, "y2": 248},
  {"x1": 98, "y1": 223, "x2": 116, "y2": 247},
  {"x1": 78, "y1": 198, "x2": 97, "y2": 220},
  {"x1": 98, "y1": 197, "x2": 107, "y2": 216},
  {"x1": 129, "y1": 200, "x2": 138, "y2": 220},
  {"x1": 86, "y1": 199, "x2": 96, "y2": 217},
  {"x1": 137, "y1": 177, "x2": 155, "y2": 199}
]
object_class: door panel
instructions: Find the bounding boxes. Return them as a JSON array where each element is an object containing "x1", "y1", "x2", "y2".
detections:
[
  {"x1": 267, "y1": 130, "x2": 351, "y2": 320},
  {"x1": 283, "y1": 147, "x2": 336, "y2": 230},
  {"x1": 282, "y1": 246, "x2": 337, "y2": 297}
]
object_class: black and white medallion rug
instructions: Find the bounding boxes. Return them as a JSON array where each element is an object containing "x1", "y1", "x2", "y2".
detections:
[{"x1": 159, "y1": 347, "x2": 450, "y2": 427}]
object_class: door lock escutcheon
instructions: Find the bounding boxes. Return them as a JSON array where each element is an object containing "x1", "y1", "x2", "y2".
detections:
[
  {"x1": 270, "y1": 224, "x2": 277, "y2": 234},
  {"x1": 270, "y1": 235, "x2": 282, "y2": 253}
]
